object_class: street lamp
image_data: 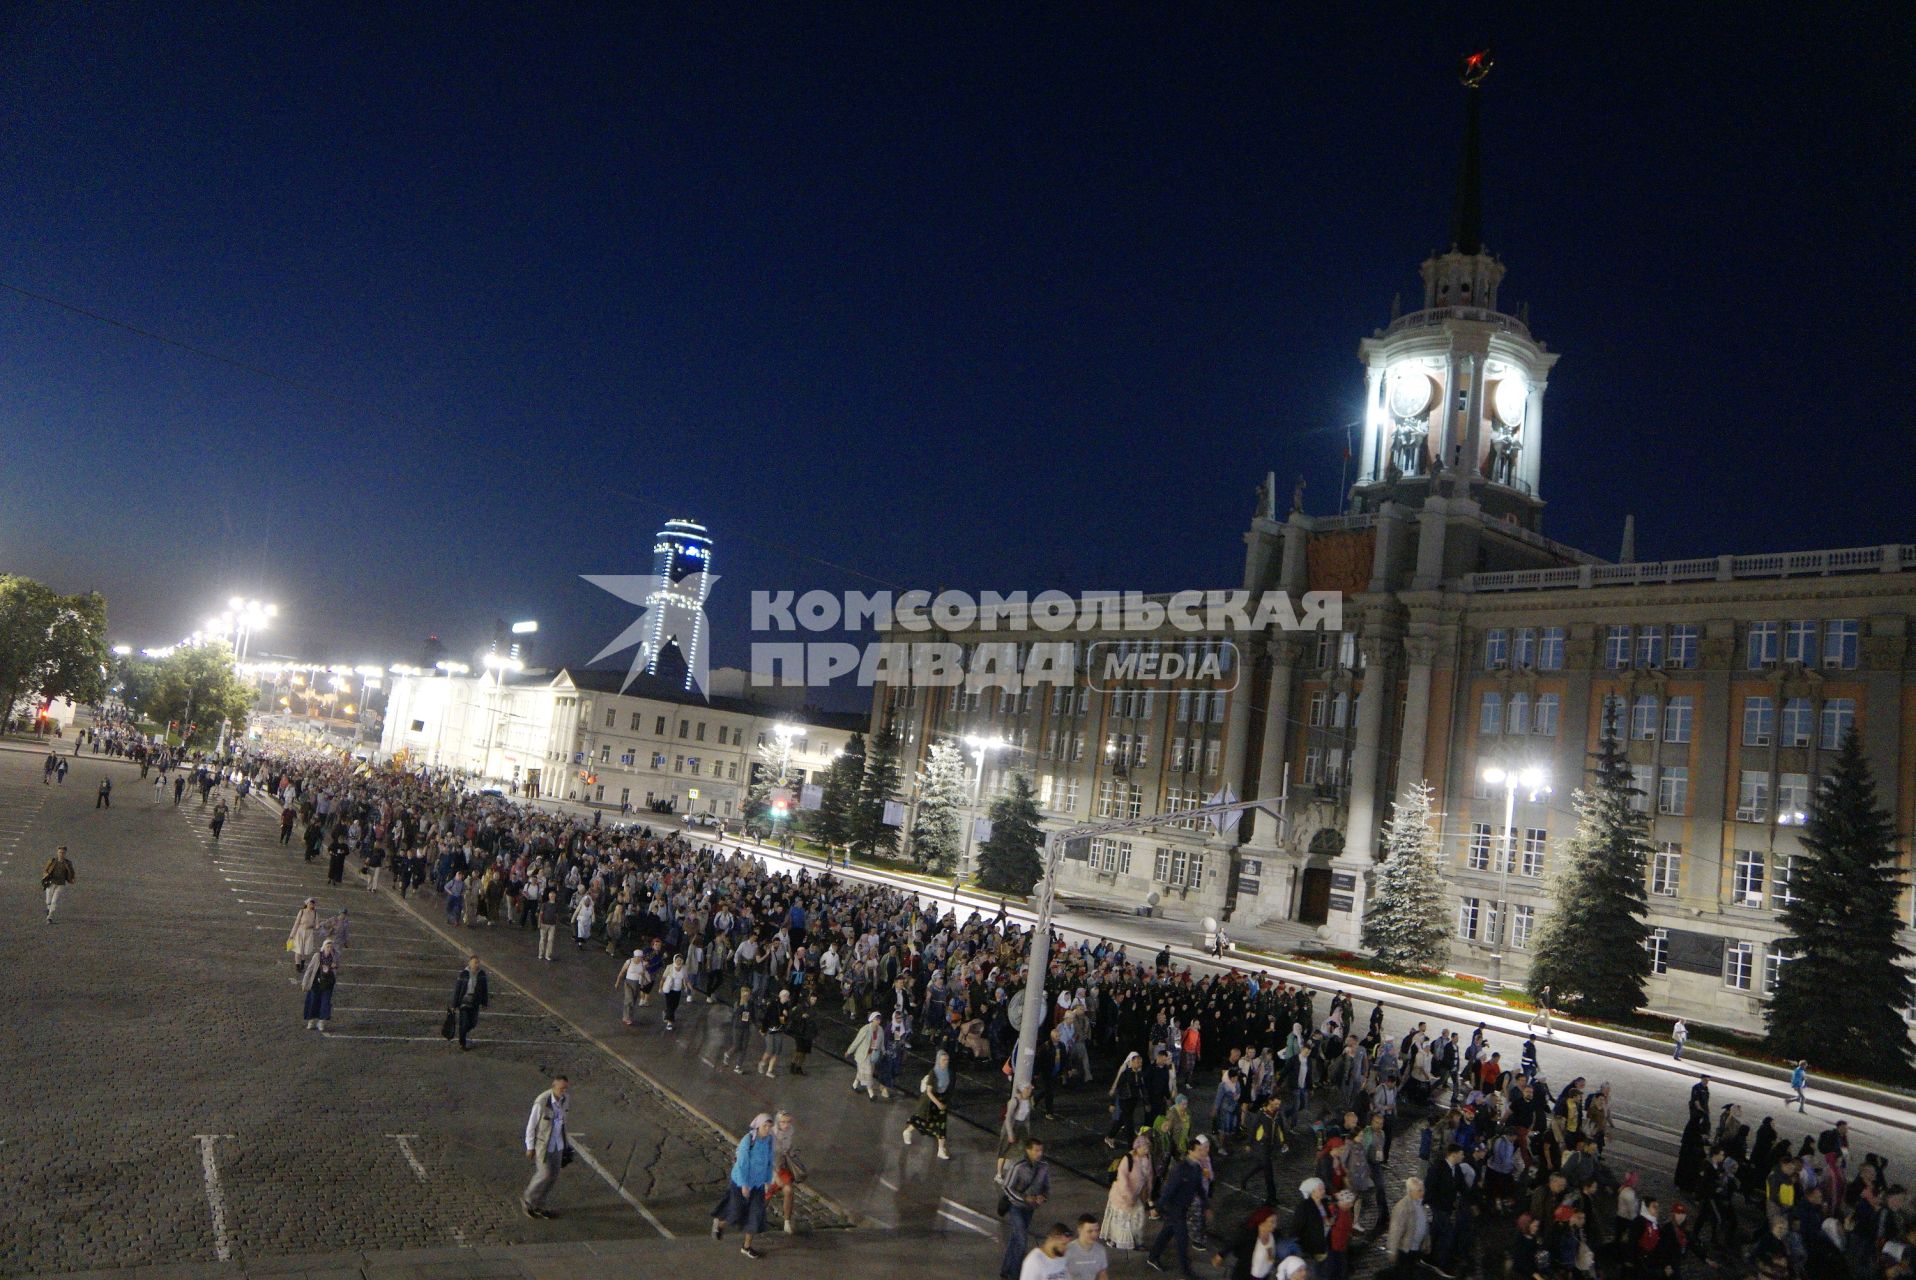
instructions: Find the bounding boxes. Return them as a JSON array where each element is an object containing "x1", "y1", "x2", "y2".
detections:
[
  {"x1": 481, "y1": 653, "x2": 523, "y2": 781},
  {"x1": 960, "y1": 734, "x2": 1009, "y2": 876},
  {"x1": 1480, "y1": 763, "x2": 1548, "y2": 996}
]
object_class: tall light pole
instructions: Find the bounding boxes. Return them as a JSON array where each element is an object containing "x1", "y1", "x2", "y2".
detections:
[
  {"x1": 1479, "y1": 763, "x2": 1547, "y2": 995},
  {"x1": 960, "y1": 734, "x2": 1008, "y2": 876},
  {"x1": 481, "y1": 654, "x2": 523, "y2": 781},
  {"x1": 432, "y1": 661, "x2": 470, "y2": 767}
]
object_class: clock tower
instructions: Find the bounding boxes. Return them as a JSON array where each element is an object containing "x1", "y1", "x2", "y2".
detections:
[{"x1": 1349, "y1": 52, "x2": 1558, "y2": 532}]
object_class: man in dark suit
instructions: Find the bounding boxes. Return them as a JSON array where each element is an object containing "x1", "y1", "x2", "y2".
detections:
[{"x1": 451, "y1": 954, "x2": 490, "y2": 1050}]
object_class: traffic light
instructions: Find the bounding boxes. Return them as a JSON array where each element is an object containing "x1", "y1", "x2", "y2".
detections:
[{"x1": 771, "y1": 797, "x2": 790, "y2": 816}]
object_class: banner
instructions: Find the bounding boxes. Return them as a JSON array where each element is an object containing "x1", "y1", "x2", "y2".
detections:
[
  {"x1": 799, "y1": 783, "x2": 823, "y2": 811},
  {"x1": 883, "y1": 799, "x2": 906, "y2": 827},
  {"x1": 1206, "y1": 786, "x2": 1241, "y2": 833},
  {"x1": 971, "y1": 816, "x2": 993, "y2": 843}
]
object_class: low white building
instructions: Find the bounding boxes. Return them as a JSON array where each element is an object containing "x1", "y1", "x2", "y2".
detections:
[{"x1": 380, "y1": 666, "x2": 864, "y2": 817}]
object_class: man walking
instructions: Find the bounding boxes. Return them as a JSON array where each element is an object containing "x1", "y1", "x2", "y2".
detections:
[
  {"x1": 1672, "y1": 1020, "x2": 1689, "y2": 1060},
  {"x1": 537, "y1": 890, "x2": 561, "y2": 961},
  {"x1": 96, "y1": 776, "x2": 112, "y2": 808},
  {"x1": 999, "y1": 1138, "x2": 1051, "y2": 1280},
  {"x1": 1147, "y1": 1136, "x2": 1210, "y2": 1277},
  {"x1": 41, "y1": 846, "x2": 76, "y2": 923},
  {"x1": 1526, "y1": 985, "x2": 1553, "y2": 1036},
  {"x1": 522, "y1": 1075, "x2": 570, "y2": 1218},
  {"x1": 1791, "y1": 1060, "x2": 1809, "y2": 1113},
  {"x1": 451, "y1": 955, "x2": 489, "y2": 1050}
]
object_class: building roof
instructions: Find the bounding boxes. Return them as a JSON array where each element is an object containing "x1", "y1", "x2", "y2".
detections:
[{"x1": 550, "y1": 666, "x2": 865, "y2": 734}]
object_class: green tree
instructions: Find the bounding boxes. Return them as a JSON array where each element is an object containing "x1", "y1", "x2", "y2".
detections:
[
  {"x1": 808, "y1": 732, "x2": 865, "y2": 849},
  {"x1": 976, "y1": 771, "x2": 1044, "y2": 895},
  {"x1": 1362, "y1": 780, "x2": 1452, "y2": 974},
  {"x1": 741, "y1": 730, "x2": 799, "y2": 832},
  {"x1": 1527, "y1": 715, "x2": 1653, "y2": 1018},
  {"x1": 850, "y1": 717, "x2": 903, "y2": 856},
  {"x1": 0, "y1": 575, "x2": 109, "y2": 725},
  {"x1": 909, "y1": 738, "x2": 969, "y2": 873},
  {"x1": 1765, "y1": 732, "x2": 1914, "y2": 1079},
  {"x1": 141, "y1": 643, "x2": 254, "y2": 746}
]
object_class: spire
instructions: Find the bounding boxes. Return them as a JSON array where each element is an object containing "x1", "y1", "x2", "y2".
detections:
[
  {"x1": 1619, "y1": 514, "x2": 1637, "y2": 564},
  {"x1": 1450, "y1": 50, "x2": 1493, "y2": 255}
]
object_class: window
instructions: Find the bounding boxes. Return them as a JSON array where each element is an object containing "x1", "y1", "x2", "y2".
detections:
[
  {"x1": 1458, "y1": 897, "x2": 1481, "y2": 941},
  {"x1": 604, "y1": 707, "x2": 616, "y2": 728},
  {"x1": 1308, "y1": 691, "x2": 1327, "y2": 727},
  {"x1": 686, "y1": 756, "x2": 701, "y2": 775},
  {"x1": 1747, "y1": 621, "x2": 1779, "y2": 668},
  {"x1": 1511, "y1": 905, "x2": 1535, "y2": 950},
  {"x1": 678, "y1": 719, "x2": 689, "y2": 739},
  {"x1": 1539, "y1": 628, "x2": 1566, "y2": 671},
  {"x1": 1651, "y1": 843, "x2": 1681, "y2": 897},
  {"x1": 1153, "y1": 846, "x2": 1204, "y2": 888},
  {"x1": 1331, "y1": 692, "x2": 1349, "y2": 728},
  {"x1": 1742, "y1": 696, "x2": 1775, "y2": 746},
  {"x1": 1645, "y1": 929, "x2": 1669, "y2": 975},
  {"x1": 1302, "y1": 748, "x2": 1323, "y2": 785},
  {"x1": 1780, "y1": 698, "x2": 1813, "y2": 747},
  {"x1": 1663, "y1": 696, "x2": 1693, "y2": 744},
  {"x1": 628, "y1": 711, "x2": 642, "y2": 730},
  {"x1": 1764, "y1": 945, "x2": 1796, "y2": 996},
  {"x1": 1484, "y1": 902, "x2": 1502, "y2": 947},
  {"x1": 1628, "y1": 764, "x2": 1654, "y2": 813},
  {"x1": 1204, "y1": 740, "x2": 1221, "y2": 774},
  {"x1": 1771, "y1": 852, "x2": 1799, "y2": 909},
  {"x1": 619, "y1": 751, "x2": 635, "y2": 766},
  {"x1": 1513, "y1": 628, "x2": 1538, "y2": 669},
  {"x1": 1783, "y1": 620, "x2": 1817, "y2": 666},
  {"x1": 1657, "y1": 766, "x2": 1689, "y2": 815},
  {"x1": 673, "y1": 754, "x2": 684, "y2": 772},
  {"x1": 727, "y1": 761, "x2": 738, "y2": 781},
  {"x1": 1521, "y1": 827, "x2": 1547, "y2": 877},
  {"x1": 1823, "y1": 619, "x2": 1859, "y2": 670},
  {"x1": 1170, "y1": 738, "x2": 1186, "y2": 771},
  {"x1": 1062, "y1": 779, "x2": 1080, "y2": 812},
  {"x1": 1088, "y1": 837, "x2": 1133, "y2": 876},
  {"x1": 650, "y1": 752, "x2": 666, "y2": 769},
  {"x1": 1725, "y1": 941, "x2": 1755, "y2": 990},
  {"x1": 1480, "y1": 692, "x2": 1504, "y2": 735},
  {"x1": 1507, "y1": 693, "x2": 1531, "y2": 736},
  {"x1": 1669, "y1": 624, "x2": 1700, "y2": 670},
  {"x1": 1636, "y1": 626, "x2": 1664, "y2": 669},
  {"x1": 1776, "y1": 773, "x2": 1811, "y2": 825},
  {"x1": 1737, "y1": 771, "x2": 1770, "y2": 822},
  {"x1": 1820, "y1": 698, "x2": 1855, "y2": 750},
  {"x1": 1484, "y1": 629, "x2": 1509, "y2": 670},
  {"x1": 1604, "y1": 625, "x2": 1632, "y2": 670},
  {"x1": 696, "y1": 721, "x2": 707, "y2": 742},
  {"x1": 1631, "y1": 695, "x2": 1658, "y2": 740},
  {"x1": 1097, "y1": 779, "x2": 1118, "y2": 818},
  {"x1": 1314, "y1": 631, "x2": 1336, "y2": 670},
  {"x1": 1467, "y1": 822, "x2": 1493, "y2": 871},
  {"x1": 656, "y1": 715, "x2": 667, "y2": 734},
  {"x1": 1533, "y1": 694, "x2": 1560, "y2": 737},
  {"x1": 1732, "y1": 849, "x2": 1766, "y2": 907}
]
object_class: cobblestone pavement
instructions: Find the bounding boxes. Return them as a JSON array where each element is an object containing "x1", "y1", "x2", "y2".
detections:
[{"x1": 0, "y1": 748, "x2": 845, "y2": 1276}]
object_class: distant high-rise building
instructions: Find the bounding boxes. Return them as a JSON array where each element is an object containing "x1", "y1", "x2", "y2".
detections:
[{"x1": 646, "y1": 519, "x2": 714, "y2": 689}]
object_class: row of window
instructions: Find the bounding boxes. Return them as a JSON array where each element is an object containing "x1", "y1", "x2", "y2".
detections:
[
  {"x1": 1464, "y1": 823, "x2": 1549, "y2": 876},
  {"x1": 1740, "y1": 696, "x2": 1855, "y2": 749},
  {"x1": 1301, "y1": 746, "x2": 1354, "y2": 788},
  {"x1": 1601, "y1": 624, "x2": 1700, "y2": 671},
  {"x1": 1746, "y1": 620, "x2": 1860, "y2": 670},
  {"x1": 1490, "y1": 620, "x2": 1864, "y2": 674},
  {"x1": 1484, "y1": 627, "x2": 1567, "y2": 671},
  {"x1": 1477, "y1": 692, "x2": 1563, "y2": 737},
  {"x1": 1096, "y1": 779, "x2": 1145, "y2": 820},
  {"x1": 1645, "y1": 933, "x2": 1795, "y2": 995},
  {"x1": 1457, "y1": 898, "x2": 1535, "y2": 949},
  {"x1": 601, "y1": 707, "x2": 749, "y2": 746},
  {"x1": 1079, "y1": 837, "x2": 1209, "y2": 890},
  {"x1": 1647, "y1": 843, "x2": 1799, "y2": 907},
  {"x1": 598, "y1": 745, "x2": 741, "y2": 782}
]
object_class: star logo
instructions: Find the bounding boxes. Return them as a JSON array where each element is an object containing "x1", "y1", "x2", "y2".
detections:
[{"x1": 581, "y1": 572, "x2": 719, "y2": 695}]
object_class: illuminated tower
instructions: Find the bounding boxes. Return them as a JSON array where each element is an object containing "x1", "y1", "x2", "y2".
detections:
[
  {"x1": 1350, "y1": 51, "x2": 1559, "y2": 531},
  {"x1": 645, "y1": 519, "x2": 714, "y2": 689}
]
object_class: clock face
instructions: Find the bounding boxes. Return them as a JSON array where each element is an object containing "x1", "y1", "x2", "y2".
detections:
[
  {"x1": 1388, "y1": 371, "x2": 1436, "y2": 419},
  {"x1": 1493, "y1": 377, "x2": 1527, "y2": 426}
]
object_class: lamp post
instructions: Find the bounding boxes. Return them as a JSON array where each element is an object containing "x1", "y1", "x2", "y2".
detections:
[
  {"x1": 431, "y1": 661, "x2": 470, "y2": 767},
  {"x1": 1479, "y1": 763, "x2": 1547, "y2": 996},
  {"x1": 960, "y1": 734, "x2": 1008, "y2": 876},
  {"x1": 481, "y1": 654, "x2": 523, "y2": 782}
]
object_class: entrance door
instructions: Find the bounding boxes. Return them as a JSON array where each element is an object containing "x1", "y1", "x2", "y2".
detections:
[{"x1": 1298, "y1": 867, "x2": 1332, "y2": 925}]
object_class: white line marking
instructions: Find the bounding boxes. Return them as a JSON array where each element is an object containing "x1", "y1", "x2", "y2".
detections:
[
  {"x1": 938, "y1": 1209, "x2": 993, "y2": 1236},
  {"x1": 877, "y1": 1175, "x2": 898, "y2": 1191},
  {"x1": 338, "y1": 1006, "x2": 546, "y2": 1019},
  {"x1": 387, "y1": 1133, "x2": 429, "y2": 1182},
  {"x1": 193, "y1": 1134, "x2": 237, "y2": 1262},
  {"x1": 319, "y1": 1032, "x2": 572, "y2": 1045},
  {"x1": 569, "y1": 1138, "x2": 673, "y2": 1238}
]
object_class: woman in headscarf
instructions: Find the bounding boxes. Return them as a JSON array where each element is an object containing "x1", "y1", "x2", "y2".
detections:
[
  {"x1": 902, "y1": 1048, "x2": 952, "y2": 1160},
  {"x1": 570, "y1": 890, "x2": 595, "y2": 951},
  {"x1": 1101, "y1": 1132, "x2": 1155, "y2": 1250},
  {"x1": 287, "y1": 898, "x2": 320, "y2": 982},
  {"x1": 712, "y1": 1112, "x2": 776, "y2": 1260},
  {"x1": 301, "y1": 937, "x2": 339, "y2": 1031},
  {"x1": 847, "y1": 1011, "x2": 888, "y2": 1100},
  {"x1": 1106, "y1": 1051, "x2": 1145, "y2": 1147}
]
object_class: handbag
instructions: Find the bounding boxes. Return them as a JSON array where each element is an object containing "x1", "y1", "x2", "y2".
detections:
[{"x1": 440, "y1": 1007, "x2": 457, "y2": 1040}]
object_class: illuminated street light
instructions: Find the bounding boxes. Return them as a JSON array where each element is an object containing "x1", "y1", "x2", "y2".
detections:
[
  {"x1": 1479, "y1": 763, "x2": 1550, "y2": 995},
  {"x1": 111, "y1": 645, "x2": 132, "y2": 657}
]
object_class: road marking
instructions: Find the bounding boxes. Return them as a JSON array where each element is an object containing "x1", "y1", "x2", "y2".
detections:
[
  {"x1": 319, "y1": 1031, "x2": 573, "y2": 1045},
  {"x1": 338, "y1": 1006, "x2": 546, "y2": 1019},
  {"x1": 387, "y1": 1133, "x2": 429, "y2": 1182},
  {"x1": 938, "y1": 1209, "x2": 993, "y2": 1236},
  {"x1": 876, "y1": 1175, "x2": 898, "y2": 1191},
  {"x1": 569, "y1": 1137, "x2": 673, "y2": 1238},
  {"x1": 193, "y1": 1134, "x2": 237, "y2": 1262}
]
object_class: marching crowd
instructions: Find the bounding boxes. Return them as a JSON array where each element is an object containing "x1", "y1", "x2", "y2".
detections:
[{"x1": 150, "y1": 740, "x2": 1914, "y2": 1280}]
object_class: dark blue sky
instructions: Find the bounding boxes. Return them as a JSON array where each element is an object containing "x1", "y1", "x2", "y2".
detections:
[{"x1": 1, "y1": 5, "x2": 1909, "y2": 676}]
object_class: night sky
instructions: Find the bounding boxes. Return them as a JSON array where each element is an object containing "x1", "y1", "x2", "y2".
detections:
[{"x1": 1, "y1": 6, "x2": 1910, "y2": 682}]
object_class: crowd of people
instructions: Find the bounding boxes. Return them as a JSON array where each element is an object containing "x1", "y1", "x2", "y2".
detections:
[{"x1": 152, "y1": 738, "x2": 1913, "y2": 1280}]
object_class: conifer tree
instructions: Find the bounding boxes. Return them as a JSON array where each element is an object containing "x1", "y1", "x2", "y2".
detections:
[
  {"x1": 809, "y1": 732, "x2": 864, "y2": 849},
  {"x1": 1765, "y1": 731, "x2": 1914, "y2": 1079},
  {"x1": 976, "y1": 772, "x2": 1045, "y2": 895},
  {"x1": 850, "y1": 718, "x2": 903, "y2": 856},
  {"x1": 1527, "y1": 714, "x2": 1653, "y2": 1018},
  {"x1": 1361, "y1": 780, "x2": 1452, "y2": 974},
  {"x1": 909, "y1": 738, "x2": 969, "y2": 873}
]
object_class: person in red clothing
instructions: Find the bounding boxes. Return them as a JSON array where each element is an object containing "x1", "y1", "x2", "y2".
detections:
[
  {"x1": 1180, "y1": 1021, "x2": 1202, "y2": 1079},
  {"x1": 1324, "y1": 1189, "x2": 1358, "y2": 1280}
]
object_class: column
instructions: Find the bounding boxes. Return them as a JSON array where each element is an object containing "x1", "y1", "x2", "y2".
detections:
[
  {"x1": 1328, "y1": 631, "x2": 1394, "y2": 950},
  {"x1": 1246, "y1": 638, "x2": 1300, "y2": 850},
  {"x1": 1396, "y1": 632, "x2": 1439, "y2": 792},
  {"x1": 1357, "y1": 365, "x2": 1383, "y2": 486}
]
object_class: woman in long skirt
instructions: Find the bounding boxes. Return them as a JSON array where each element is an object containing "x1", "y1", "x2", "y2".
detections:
[
  {"x1": 847, "y1": 1012, "x2": 888, "y2": 1099},
  {"x1": 712, "y1": 1114, "x2": 777, "y2": 1260},
  {"x1": 301, "y1": 938, "x2": 339, "y2": 1031},
  {"x1": 902, "y1": 1049, "x2": 952, "y2": 1160},
  {"x1": 1102, "y1": 1134, "x2": 1155, "y2": 1249},
  {"x1": 287, "y1": 898, "x2": 320, "y2": 983}
]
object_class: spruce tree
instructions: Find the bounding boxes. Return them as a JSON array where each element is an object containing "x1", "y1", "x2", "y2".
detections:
[
  {"x1": 909, "y1": 737, "x2": 968, "y2": 873},
  {"x1": 1765, "y1": 731, "x2": 1914, "y2": 1079},
  {"x1": 1527, "y1": 715, "x2": 1653, "y2": 1017},
  {"x1": 977, "y1": 772, "x2": 1045, "y2": 895},
  {"x1": 809, "y1": 732, "x2": 864, "y2": 849},
  {"x1": 1362, "y1": 780, "x2": 1452, "y2": 974},
  {"x1": 850, "y1": 718, "x2": 903, "y2": 856}
]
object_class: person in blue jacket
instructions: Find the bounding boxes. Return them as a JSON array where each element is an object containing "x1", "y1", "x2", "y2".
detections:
[{"x1": 713, "y1": 1113, "x2": 778, "y2": 1259}]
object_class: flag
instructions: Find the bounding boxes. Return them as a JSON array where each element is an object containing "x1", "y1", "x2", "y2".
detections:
[
  {"x1": 882, "y1": 800, "x2": 906, "y2": 827},
  {"x1": 1206, "y1": 787, "x2": 1241, "y2": 833}
]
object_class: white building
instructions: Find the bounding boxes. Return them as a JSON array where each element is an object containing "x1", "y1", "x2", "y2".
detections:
[{"x1": 380, "y1": 665, "x2": 864, "y2": 817}]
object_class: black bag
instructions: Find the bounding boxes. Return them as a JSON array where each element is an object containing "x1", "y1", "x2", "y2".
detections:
[
  {"x1": 440, "y1": 1007, "x2": 457, "y2": 1040},
  {"x1": 996, "y1": 1192, "x2": 1010, "y2": 1217},
  {"x1": 561, "y1": 1144, "x2": 575, "y2": 1168}
]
